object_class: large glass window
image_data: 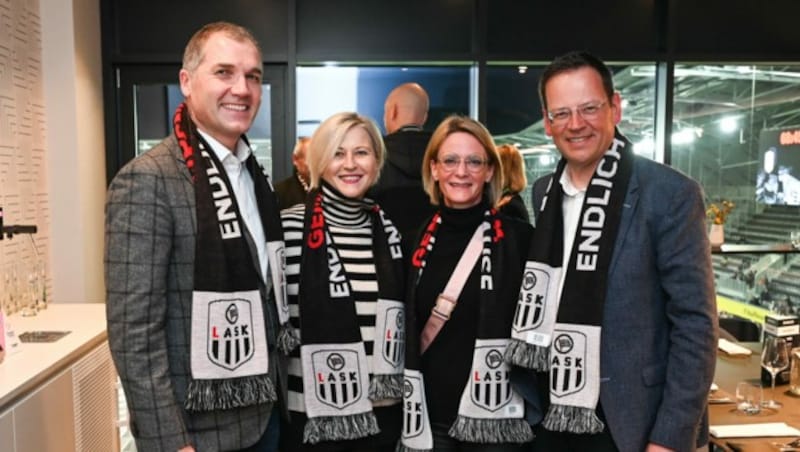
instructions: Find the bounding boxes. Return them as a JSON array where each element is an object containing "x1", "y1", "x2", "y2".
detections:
[
  {"x1": 114, "y1": 65, "x2": 285, "y2": 180},
  {"x1": 296, "y1": 66, "x2": 471, "y2": 138},
  {"x1": 487, "y1": 63, "x2": 658, "y2": 218},
  {"x1": 672, "y1": 64, "x2": 800, "y2": 214},
  {"x1": 672, "y1": 64, "x2": 800, "y2": 319}
]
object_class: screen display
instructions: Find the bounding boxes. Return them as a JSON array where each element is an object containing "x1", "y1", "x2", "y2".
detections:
[{"x1": 756, "y1": 128, "x2": 800, "y2": 206}]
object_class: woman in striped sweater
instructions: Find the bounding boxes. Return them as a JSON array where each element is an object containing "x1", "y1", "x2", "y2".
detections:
[{"x1": 279, "y1": 112, "x2": 406, "y2": 452}]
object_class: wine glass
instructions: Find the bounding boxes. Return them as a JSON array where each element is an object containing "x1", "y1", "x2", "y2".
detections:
[
  {"x1": 33, "y1": 260, "x2": 46, "y2": 311},
  {"x1": 761, "y1": 336, "x2": 790, "y2": 409},
  {"x1": 21, "y1": 263, "x2": 39, "y2": 317}
]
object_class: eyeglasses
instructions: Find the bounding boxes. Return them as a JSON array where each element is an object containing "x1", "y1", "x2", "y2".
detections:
[
  {"x1": 436, "y1": 155, "x2": 488, "y2": 173},
  {"x1": 547, "y1": 100, "x2": 608, "y2": 125}
]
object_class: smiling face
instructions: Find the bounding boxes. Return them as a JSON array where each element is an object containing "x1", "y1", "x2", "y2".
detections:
[
  {"x1": 322, "y1": 125, "x2": 379, "y2": 199},
  {"x1": 430, "y1": 131, "x2": 494, "y2": 209},
  {"x1": 179, "y1": 31, "x2": 262, "y2": 150},
  {"x1": 543, "y1": 66, "x2": 621, "y2": 184}
]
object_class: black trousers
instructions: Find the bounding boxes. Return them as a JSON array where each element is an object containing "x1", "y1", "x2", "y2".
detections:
[
  {"x1": 431, "y1": 422, "x2": 531, "y2": 452},
  {"x1": 527, "y1": 405, "x2": 619, "y2": 452}
]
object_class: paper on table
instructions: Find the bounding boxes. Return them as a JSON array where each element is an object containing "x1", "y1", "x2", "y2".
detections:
[
  {"x1": 718, "y1": 338, "x2": 753, "y2": 356},
  {"x1": 710, "y1": 422, "x2": 800, "y2": 438}
]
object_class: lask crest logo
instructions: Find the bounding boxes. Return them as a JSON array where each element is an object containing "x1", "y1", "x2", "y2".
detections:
[
  {"x1": 208, "y1": 300, "x2": 254, "y2": 370},
  {"x1": 402, "y1": 376, "x2": 425, "y2": 438},
  {"x1": 383, "y1": 308, "x2": 405, "y2": 366},
  {"x1": 470, "y1": 348, "x2": 513, "y2": 412},
  {"x1": 512, "y1": 266, "x2": 549, "y2": 332},
  {"x1": 312, "y1": 350, "x2": 362, "y2": 409},
  {"x1": 550, "y1": 332, "x2": 586, "y2": 397}
]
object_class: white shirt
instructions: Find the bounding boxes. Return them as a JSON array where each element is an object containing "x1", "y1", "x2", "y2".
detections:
[
  {"x1": 198, "y1": 130, "x2": 268, "y2": 281},
  {"x1": 557, "y1": 169, "x2": 586, "y2": 300}
]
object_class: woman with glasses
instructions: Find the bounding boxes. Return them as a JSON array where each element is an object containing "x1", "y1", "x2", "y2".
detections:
[
  {"x1": 398, "y1": 115, "x2": 535, "y2": 451},
  {"x1": 279, "y1": 112, "x2": 406, "y2": 451}
]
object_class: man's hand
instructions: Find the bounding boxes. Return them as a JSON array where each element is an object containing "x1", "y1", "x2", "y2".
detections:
[
  {"x1": 178, "y1": 446, "x2": 195, "y2": 452},
  {"x1": 646, "y1": 443, "x2": 675, "y2": 452}
]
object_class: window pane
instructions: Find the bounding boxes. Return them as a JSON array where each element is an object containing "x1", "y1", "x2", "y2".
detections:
[
  {"x1": 487, "y1": 63, "x2": 657, "y2": 218},
  {"x1": 296, "y1": 66, "x2": 470, "y2": 137},
  {"x1": 672, "y1": 65, "x2": 800, "y2": 212},
  {"x1": 133, "y1": 83, "x2": 273, "y2": 174}
]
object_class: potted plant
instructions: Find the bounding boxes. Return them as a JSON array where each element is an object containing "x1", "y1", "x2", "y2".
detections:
[{"x1": 706, "y1": 200, "x2": 735, "y2": 246}]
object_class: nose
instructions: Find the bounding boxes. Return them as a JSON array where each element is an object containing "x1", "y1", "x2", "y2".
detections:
[
  {"x1": 453, "y1": 159, "x2": 469, "y2": 175},
  {"x1": 566, "y1": 109, "x2": 587, "y2": 129},
  {"x1": 343, "y1": 151, "x2": 356, "y2": 168},
  {"x1": 230, "y1": 73, "x2": 249, "y2": 96}
]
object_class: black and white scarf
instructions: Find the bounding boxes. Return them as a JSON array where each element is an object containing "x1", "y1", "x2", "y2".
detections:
[
  {"x1": 400, "y1": 208, "x2": 534, "y2": 451},
  {"x1": 505, "y1": 130, "x2": 633, "y2": 433},
  {"x1": 297, "y1": 184, "x2": 406, "y2": 444},
  {"x1": 174, "y1": 103, "x2": 290, "y2": 411}
]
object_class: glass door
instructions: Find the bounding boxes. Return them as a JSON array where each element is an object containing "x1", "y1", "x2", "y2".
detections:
[{"x1": 112, "y1": 64, "x2": 287, "y2": 179}]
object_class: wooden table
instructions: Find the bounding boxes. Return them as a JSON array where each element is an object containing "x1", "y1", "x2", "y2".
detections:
[{"x1": 710, "y1": 343, "x2": 800, "y2": 451}]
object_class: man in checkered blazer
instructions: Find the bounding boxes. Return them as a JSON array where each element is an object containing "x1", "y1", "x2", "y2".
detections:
[{"x1": 105, "y1": 22, "x2": 286, "y2": 452}]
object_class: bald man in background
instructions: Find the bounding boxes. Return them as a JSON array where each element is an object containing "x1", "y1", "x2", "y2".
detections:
[{"x1": 370, "y1": 82, "x2": 436, "y2": 254}]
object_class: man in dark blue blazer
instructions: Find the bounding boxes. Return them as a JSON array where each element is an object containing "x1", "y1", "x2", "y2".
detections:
[{"x1": 524, "y1": 51, "x2": 717, "y2": 452}]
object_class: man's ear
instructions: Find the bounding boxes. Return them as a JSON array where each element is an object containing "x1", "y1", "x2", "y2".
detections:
[
  {"x1": 179, "y1": 69, "x2": 191, "y2": 97},
  {"x1": 543, "y1": 109, "x2": 553, "y2": 137}
]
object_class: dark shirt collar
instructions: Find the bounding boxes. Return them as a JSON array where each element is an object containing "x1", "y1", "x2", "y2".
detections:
[{"x1": 396, "y1": 124, "x2": 424, "y2": 133}]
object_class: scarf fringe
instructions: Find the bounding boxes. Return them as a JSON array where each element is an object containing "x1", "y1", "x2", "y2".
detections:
[
  {"x1": 302, "y1": 411, "x2": 381, "y2": 444},
  {"x1": 184, "y1": 374, "x2": 276, "y2": 412},
  {"x1": 504, "y1": 338, "x2": 550, "y2": 371},
  {"x1": 369, "y1": 373, "x2": 404, "y2": 401},
  {"x1": 394, "y1": 441, "x2": 432, "y2": 452},
  {"x1": 448, "y1": 416, "x2": 535, "y2": 444},
  {"x1": 542, "y1": 403, "x2": 604, "y2": 434},
  {"x1": 276, "y1": 325, "x2": 301, "y2": 354}
]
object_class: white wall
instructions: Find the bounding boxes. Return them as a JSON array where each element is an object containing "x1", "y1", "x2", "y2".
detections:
[
  {"x1": 41, "y1": 0, "x2": 106, "y2": 303},
  {"x1": 0, "y1": 0, "x2": 50, "y2": 306}
]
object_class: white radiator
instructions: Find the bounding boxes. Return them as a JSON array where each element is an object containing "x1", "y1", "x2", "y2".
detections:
[{"x1": 72, "y1": 342, "x2": 119, "y2": 452}]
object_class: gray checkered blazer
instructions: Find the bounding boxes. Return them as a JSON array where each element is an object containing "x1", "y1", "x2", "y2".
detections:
[{"x1": 105, "y1": 134, "x2": 286, "y2": 452}]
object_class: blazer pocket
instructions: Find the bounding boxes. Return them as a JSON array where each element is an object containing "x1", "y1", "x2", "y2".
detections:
[{"x1": 641, "y1": 362, "x2": 667, "y2": 386}]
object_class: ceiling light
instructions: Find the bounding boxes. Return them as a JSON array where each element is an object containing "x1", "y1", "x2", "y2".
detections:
[
  {"x1": 634, "y1": 138, "x2": 655, "y2": 155},
  {"x1": 672, "y1": 128, "x2": 697, "y2": 145},
  {"x1": 719, "y1": 116, "x2": 738, "y2": 133}
]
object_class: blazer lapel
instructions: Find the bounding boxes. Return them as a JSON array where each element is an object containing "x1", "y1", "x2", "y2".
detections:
[
  {"x1": 241, "y1": 225, "x2": 267, "y2": 286},
  {"x1": 609, "y1": 163, "x2": 639, "y2": 275}
]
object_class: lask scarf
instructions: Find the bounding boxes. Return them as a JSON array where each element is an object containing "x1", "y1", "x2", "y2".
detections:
[
  {"x1": 297, "y1": 184, "x2": 406, "y2": 444},
  {"x1": 400, "y1": 207, "x2": 534, "y2": 451},
  {"x1": 174, "y1": 103, "x2": 290, "y2": 411},
  {"x1": 505, "y1": 130, "x2": 633, "y2": 433}
]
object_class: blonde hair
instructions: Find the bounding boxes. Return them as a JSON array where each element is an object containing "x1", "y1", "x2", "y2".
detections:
[
  {"x1": 293, "y1": 137, "x2": 310, "y2": 156},
  {"x1": 307, "y1": 112, "x2": 386, "y2": 188},
  {"x1": 182, "y1": 22, "x2": 262, "y2": 73},
  {"x1": 497, "y1": 144, "x2": 528, "y2": 193},
  {"x1": 421, "y1": 115, "x2": 503, "y2": 207}
]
